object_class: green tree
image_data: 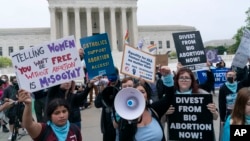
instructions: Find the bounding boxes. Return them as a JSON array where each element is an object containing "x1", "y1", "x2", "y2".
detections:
[
  {"x1": 216, "y1": 46, "x2": 227, "y2": 55},
  {"x1": 228, "y1": 7, "x2": 250, "y2": 54},
  {"x1": 0, "y1": 57, "x2": 12, "y2": 68},
  {"x1": 169, "y1": 51, "x2": 177, "y2": 59}
]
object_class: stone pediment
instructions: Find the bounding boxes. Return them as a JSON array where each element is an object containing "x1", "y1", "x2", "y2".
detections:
[{"x1": 48, "y1": 0, "x2": 137, "y2": 8}]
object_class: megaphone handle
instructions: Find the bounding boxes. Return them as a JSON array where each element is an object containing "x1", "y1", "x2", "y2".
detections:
[
  {"x1": 127, "y1": 116, "x2": 142, "y2": 125},
  {"x1": 112, "y1": 108, "x2": 119, "y2": 124}
]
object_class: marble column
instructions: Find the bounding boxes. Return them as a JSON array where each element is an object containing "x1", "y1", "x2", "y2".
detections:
[
  {"x1": 121, "y1": 7, "x2": 127, "y2": 47},
  {"x1": 99, "y1": 7, "x2": 105, "y2": 33},
  {"x1": 110, "y1": 7, "x2": 118, "y2": 52},
  {"x1": 131, "y1": 7, "x2": 138, "y2": 47},
  {"x1": 49, "y1": 7, "x2": 57, "y2": 40},
  {"x1": 74, "y1": 7, "x2": 81, "y2": 48},
  {"x1": 62, "y1": 7, "x2": 69, "y2": 37},
  {"x1": 86, "y1": 7, "x2": 92, "y2": 36}
]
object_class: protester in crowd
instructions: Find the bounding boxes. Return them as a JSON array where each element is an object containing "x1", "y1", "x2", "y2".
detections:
[
  {"x1": 199, "y1": 61, "x2": 215, "y2": 95},
  {"x1": 111, "y1": 77, "x2": 135, "y2": 141},
  {"x1": 156, "y1": 66, "x2": 174, "y2": 100},
  {"x1": 234, "y1": 65, "x2": 248, "y2": 82},
  {"x1": 165, "y1": 67, "x2": 218, "y2": 119},
  {"x1": 18, "y1": 89, "x2": 82, "y2": 141},
  {"x1": 147, "y1": 79, "x2": 158, "y2": 103},
  {"x1": 74, "y1": 82, "x2": 90, "y2": 110},
  {"x1": 218, "y1": 59, "x2": 250, "y2": 123},
  {"x1": 89, "y1": 84, "x2": 99, "y2": 104},
  {"x1": 221, "y1": 87, "x2": 250, "y2": 141},
  {"x1": 155, "y1": 64, "x2": 162, "y2": 80},
  {"x1": 165, "y1": 67, "x2": 218, "y2": 140},
  {"x1": 218, "y1": 59, "x2": 250, "y2": 140},
  {"x1": 2, "y1": 76, "x2": 26, "y2": 140},
  {"x1": 1, "y1": 74, "x2": 10, "y2": 89},
  {"x1": 94, "y1": 71, "x2": 121, "y2": 141},
  {"x1": 78, "y1": 48, "x2": 91, "y2": 108},
  {"x1": 0, "y1": 98, "x2": 16, "y2": 112},
  {"x1": 0, "y1": 78, "x2": 10, "y2": 133},
  {"x1": 155, "y1": 66, "x2": 175, "y2": 128},
  {"x1": 0, "y1": 79, "x2": 5, "y2": 99},
  {"x1": 46, "y1": 76, "x2": 99, "y2": 129},
  {"x1": 32, "y1": 89, "x2": 48, "y2": 122},
  {"x1": 116, "y1": 81, "x2": 174, "y2": 141},
  {"x1": 216, "y1": 60, "x2": 226, "y2": 68}
]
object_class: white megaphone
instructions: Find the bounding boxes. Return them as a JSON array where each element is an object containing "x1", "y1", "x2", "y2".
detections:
[{"x1": 114, "y1": 87, "x2": 146, "y2": 120}]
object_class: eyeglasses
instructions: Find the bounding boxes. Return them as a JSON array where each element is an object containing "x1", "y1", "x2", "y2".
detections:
[{"x1": 178, "y1": 77, "x2": 191, "y2": 82}]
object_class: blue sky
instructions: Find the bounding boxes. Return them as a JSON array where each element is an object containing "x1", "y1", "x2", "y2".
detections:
[{"x1": 0, "y1": 0, "x2": 249, "y2": 42}]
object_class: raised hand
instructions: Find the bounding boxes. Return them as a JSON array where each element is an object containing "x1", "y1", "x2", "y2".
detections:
[{"x1": 18, "y1": 89, "x2": 32, "y2": 104}]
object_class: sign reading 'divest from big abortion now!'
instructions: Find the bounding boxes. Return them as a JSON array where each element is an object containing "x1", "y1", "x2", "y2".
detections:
[
  {"x1": 168, "y1": 94, "x2": 214, "y2": 141},
  {"x1": 173, "y1": 31, "x2": 207, "y2": 71},
  {"x1": 121, "y1": 45, "x2": 156, "y2": 83},
  {"x1": 10, "y1": 36, "x2": 85, "y2": 92},
  {"x1": 80, "y1": 33, "x2": 115, "y2": 79}
]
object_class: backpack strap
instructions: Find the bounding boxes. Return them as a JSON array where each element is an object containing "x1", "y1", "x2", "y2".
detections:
[
  {"x1": 69, "y1": 123, "x2": 81, "y2": 140},
  {"x1": 40, "y1": 124, "x2": 51, "y2": 141}
]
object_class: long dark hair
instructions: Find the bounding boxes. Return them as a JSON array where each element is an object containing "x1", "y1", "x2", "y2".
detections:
[
  {"x1": 119, "y1": 81, "x2": 152, "y2": 141},
  {"x1": 231, "y1": 87, "x2": 250, "y2": 125},
  {"x1": 45, "y1": 98, "x2": 70, "y2": 121}
]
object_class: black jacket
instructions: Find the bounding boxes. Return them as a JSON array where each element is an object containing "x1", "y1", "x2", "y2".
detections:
[
  {"x1": 47, "y1": 84, "x2": 92, "y2": 123},
  {"x1": 219, "y1": 65, "x2": 250, "y2": 122}
]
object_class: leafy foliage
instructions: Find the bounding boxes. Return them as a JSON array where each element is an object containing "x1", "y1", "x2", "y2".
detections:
[
  {"x1": 0, "y1": 57, "x2": 12, "y2": 68},
  {"x1": 169, "y1": 51, "x2": 177, "y2": 59},
  {"x1": 228, "y1": 8, "x2": 250, "y2": 54}
]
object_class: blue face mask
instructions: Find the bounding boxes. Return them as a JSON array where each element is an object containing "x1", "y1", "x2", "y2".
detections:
[
  {"x1": 245, "y1": 115, "x2": 250, "y2": 125},
  {"x1": 161, "y1": 74, "x2": 174, "y2": 87}
]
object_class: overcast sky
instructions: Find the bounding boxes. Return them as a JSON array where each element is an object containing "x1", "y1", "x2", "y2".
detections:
[{"x1": 0, "y1": 0, "x2": 249, "y2": 42}]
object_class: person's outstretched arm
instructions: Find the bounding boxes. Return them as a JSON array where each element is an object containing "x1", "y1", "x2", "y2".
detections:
[{"x1": 18, "y1": 89, "x2": 42, "y2": 139}]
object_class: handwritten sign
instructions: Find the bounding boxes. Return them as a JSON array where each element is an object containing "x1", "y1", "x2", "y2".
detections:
[
  {"x1": 121, "y1": 45, "x2": 156, "y2": 83},
  {"x1": 168, "y1": 94, "x2": 214, "y2": 141},
  {"x1": 10, "y1": 36, "x2": 85, "y2": 92},
  {"x1": 80, "y1": 33, "x2": 115, "y2": 79},
  {"x1": 173, "y1": 31, "x2": 207, "y2": 71}
]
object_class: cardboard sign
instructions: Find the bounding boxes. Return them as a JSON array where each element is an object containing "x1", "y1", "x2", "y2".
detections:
[
  {"x1": 168, "y1": 94, "x2": 214, "y2": 141},
  {"x1": 173, "y1": 31, "x2": 207, "y2": 71},
  {"x1": 155, "y1": 54, "x2": 168, "y2": 66},
  {"x1": 10, "y1": 36, "x2": 85, "y2": 92},
  {"x1": 121, "y1": 45, "x2": 156, "y2": 83},
  {"x1": 80, "y1": 33, "x2": 115, "y2": 79}
]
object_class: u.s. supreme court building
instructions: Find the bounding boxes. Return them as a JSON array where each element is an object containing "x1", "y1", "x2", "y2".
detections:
[{"x1": 0, "y1": 0, "x2": 195, "y2": 66}]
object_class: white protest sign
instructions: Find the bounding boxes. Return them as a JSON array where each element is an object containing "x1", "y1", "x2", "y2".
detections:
[
  {"x1": 232, "y1": 29, "x2": 250, "y2": 68},
  {"x1": 10, "y1": 36, "x2": 85, "y2": 92},
  {"x1": 121, "y1": 45, "x2": 156, "y2": 83}
]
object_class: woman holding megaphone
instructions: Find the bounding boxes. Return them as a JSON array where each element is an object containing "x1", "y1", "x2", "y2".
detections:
[{"x1": 114, "y1": 79, "x2": 174, "y2": 141}]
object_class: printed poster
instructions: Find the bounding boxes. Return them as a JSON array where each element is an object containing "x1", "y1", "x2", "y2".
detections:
[
  {"x1": 168, "y1": 94, "x2": 214, "y2": 141},
  {"x1": 173, "y1": 31, "x2": 207, "y2": 71},
  {"x1": 80, "y1": 33, "x2": 115, "y2": 79},
  {"x1": 121, "y1": 45, "x2": 156, "y2": 83}
]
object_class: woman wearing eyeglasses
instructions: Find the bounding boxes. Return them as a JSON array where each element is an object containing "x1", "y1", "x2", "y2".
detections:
[
  {"x1": 165, "y1": 67, "x2": 218, "y2": 119},
  {"x1": 165, "y1": 66, "x2": 218, "y2": 141}
]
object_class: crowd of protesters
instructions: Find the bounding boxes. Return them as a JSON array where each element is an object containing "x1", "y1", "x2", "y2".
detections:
[{"x1": 0, "y1": 57, "x2": 249, "y2": 141}]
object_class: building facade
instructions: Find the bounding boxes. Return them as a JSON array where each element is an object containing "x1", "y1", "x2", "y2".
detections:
[{"x1": 0, "y1": 0, "x2": 196, "y2": 57}]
